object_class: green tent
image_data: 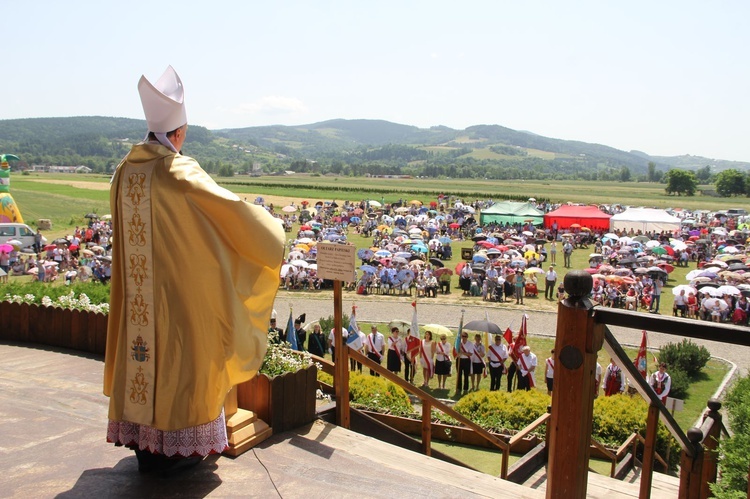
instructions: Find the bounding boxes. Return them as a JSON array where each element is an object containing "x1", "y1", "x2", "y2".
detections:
[{"x1": 479, "y1": 201, "x2": 544, "y2": 226}]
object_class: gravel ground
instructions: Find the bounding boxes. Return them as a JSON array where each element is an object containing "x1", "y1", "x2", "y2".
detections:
[{"x1": 274, "y1": 291, "x2": 750, "y2": 377}]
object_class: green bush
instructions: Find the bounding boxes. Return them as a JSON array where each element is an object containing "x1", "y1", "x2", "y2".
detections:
[
  {"x1": 593, "y1": 394, "x2": 679, "y2": 472},
  {"x1": 449, "y1": 390, "x2": 550, "y2": 435},
  {"x1": 318, "y1": 313, "x2": 350, "y2": 333},
  {"x1": 668, "y1": 367, "x2": 690, "y2": 400},
  {"x1": 318, "y1": 371, "x2": 414, "y2": 417},
  {"x1": 658, "y1": 339, "x2": 710, "y2": 378},
  {"x1": 712, "y1": 375, "x2": 750, "y2": 497}
]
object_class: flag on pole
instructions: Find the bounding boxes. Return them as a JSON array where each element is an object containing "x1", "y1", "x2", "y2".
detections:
[
  {"x1": 503, "y1": 327, "x2": 513, "y2": 345},
  {"x1": 634, "y1": 330, "x2": 648, "y2": 378},
  {"x1": 511, "y1": 314, "x2": 528, "y2": 361},
  {"x1": 346, "y1": 304, "x2": 363, "y2": 351},
  {"x1": 285, "y1": 307, "x2": 299, "y2": 350},
  {"x1": 453, "y1": 310, "x2": 465, "y2": 357},
  {"x1": 405, "y1": 301, "x2": 421, "y2": 360}
]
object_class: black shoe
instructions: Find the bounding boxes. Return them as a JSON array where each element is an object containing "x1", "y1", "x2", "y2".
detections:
[
  {"x1": 135, "y1": 449, "x2": 161, "y2": 473},
  {"x1": 160, "y1": 456, "x2": 203, "y2": 478}
]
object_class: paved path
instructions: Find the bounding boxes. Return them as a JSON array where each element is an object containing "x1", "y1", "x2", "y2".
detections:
[{"x1": 273, "y1": 291, "x2": 750, "y2": 375}]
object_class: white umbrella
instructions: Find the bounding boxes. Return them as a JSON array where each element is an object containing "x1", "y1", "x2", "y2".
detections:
[
  {"x1": 722, "y1": 246, "x2": 740, "y2": 254},
  {"x1": 288, "y1": 251, "x2": 304, "y2": 260},
  {"x1": 618, "y1": 236, "x2": 634, "y2": 245},
  {"x1": 604, "y1": 233, "x2": 619, "y2": 241},
  {"x1": 645, "y1": 240, "x2": 661, "y2": 248},
  {"x1": 282, "y1": 205, "x2": 297, "y2": 213},
  {"x1": 702, "y1": 287, "x2": 723, "y2": 297},
  {"x1": 716, "y1": 285, "x2": 741, "y2": 296},
  {"x1": 297, "y1": 237, "x2": 314, "y2": 244},
  {"x1": 672, "y1": 284, "x2": 697, "y2": 296},
  {"x1": 686, "y1": 269, "x2": 705, "y2": 281},
  {"x1": 291, "y1": 260, "x2": 309, "y2": 268},
  {"x1": 702, "y1": 297, "x2": 728, "y2": 310},
  {"x1": 280, "y1": 264, "x2": 294, "y2": 277},
  {"x1": 368, "y1": 200, "x2": 382, "y2": 208}
]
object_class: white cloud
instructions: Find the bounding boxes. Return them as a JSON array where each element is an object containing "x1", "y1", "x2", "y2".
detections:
[{"x1": 231, "y1": 95, "x2": 308, "y2": 116}]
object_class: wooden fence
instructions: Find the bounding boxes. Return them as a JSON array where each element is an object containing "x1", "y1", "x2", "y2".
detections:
[{"x1": 0, "y1": 302, "x2": 108, "y2": 354}]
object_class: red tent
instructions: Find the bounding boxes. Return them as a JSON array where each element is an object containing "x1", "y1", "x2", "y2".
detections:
[{"x1": 544, "y1": 205, "x2": 612, "y2": 231}]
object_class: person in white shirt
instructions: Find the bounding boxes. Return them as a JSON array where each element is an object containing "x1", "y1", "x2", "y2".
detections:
[
  {"x1": 544, "y1": 266, "x2": 558, "y2": 300},
  {"x1": 453, "y1": 331, "x2": 474, "y2": 394},
  {"x1": 487, "y1": 334, "x2": 508, "y2": 391},
  {"x1": 434, "y1": 333, "x2": 452, "y2": 389},
  {"x1": 516, "y1": 345, "x2": 537, "y2": 391},
  {"x1": 365, "y1": 325, "x2": 385, "y2": 376},
  {"x1": 470, "y1": 333, "x2": 486, "y2": 391},
  {"x1": 649, "y1": 362, "x2": 671, "y2": 403},
  {"x1": 386, "y1": 327, "x2": 404, "y2": 374},
  {"x1": 545, "y1": 349, "x2": 555, "y2": 395}
]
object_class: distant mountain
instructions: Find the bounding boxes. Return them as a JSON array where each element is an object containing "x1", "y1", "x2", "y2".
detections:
[{"x1": 1, "y1": 116, "x2": 748, "y2": 177}]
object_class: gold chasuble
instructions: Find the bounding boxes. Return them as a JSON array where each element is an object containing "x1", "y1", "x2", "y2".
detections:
[{"x1": 104, "y1": 143, "x2": 284, "y2": 431}]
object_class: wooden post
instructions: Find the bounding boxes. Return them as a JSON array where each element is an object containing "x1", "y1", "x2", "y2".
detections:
[
  {"x1": 421, "y1": 400, "x2": 431, "y2": 456},
  {"x1": 547, "y1": 270, "x2": 603, "y2": 499},
  {"x1": 678, "y1": 428, "x2": 704, "y2": 499},
  {"x1": 640, "y1": 403, "x2": 660, "y2": 499},
  {"x1": 700, "y1": 399, "x2": 722, "y2": 498},
  {"x1": 333, "y1": 280, "x2": 350, "y2": 428}
]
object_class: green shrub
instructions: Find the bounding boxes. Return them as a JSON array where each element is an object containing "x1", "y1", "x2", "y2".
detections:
[
  {"x1": 658, "y1": 339, "x2": 710, "y2": 378},
  {"x1": 712, "y1": 374, "x2": 750, "y2": 497},
  {"x1": 318, "y1": 371, "x2": 414, "y2": 417},
  {"x1": 593, "y1": 394, "x2": 679, "y2": 472},
  {"x1": 668, "y1": 367, "x2": 690, "y2": 400},
  {"x1": 318, "y1": 313, "x2": 350, "y2": 333},
  {"x1": 450, "y1": 390, "x2": 550, "y2": 434}
]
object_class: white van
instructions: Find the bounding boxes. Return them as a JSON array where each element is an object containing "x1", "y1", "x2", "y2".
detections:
[{"x1": 0, "y1": 223, "x2": 38, "y2": 250}]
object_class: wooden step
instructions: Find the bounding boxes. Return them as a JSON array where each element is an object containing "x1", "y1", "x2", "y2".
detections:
[
  {"x1": 226, "y1": 408, "x2": 257, "y2": 431},
  {"x1": 224, "y1": 426, "x2": 273, "y2": 457}
]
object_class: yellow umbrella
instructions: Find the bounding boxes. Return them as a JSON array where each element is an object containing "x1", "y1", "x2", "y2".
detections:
[
  {"x1": 409, "y1": 200, "x2": 423, "y2": 206},
  {"x1": 422, "y1": 324, "x2": 453, "y2": 338}
]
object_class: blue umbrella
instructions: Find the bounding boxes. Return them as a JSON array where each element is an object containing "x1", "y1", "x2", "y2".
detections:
[
  {"x1": 360, "y1": 264, "x2": 377, "y2": 274},
  {"x1": 350, "y1": 216, "x2": 361, "y2": 223},
  {"x1": 411, "y1": 244, "x2": 428, "y2": 253},
  {"x1": 357, "y1": 248, "x2": 374, "y2": 260},
  {"x1": 439, "y1": 236, "x2": 452, "y2": 244}
]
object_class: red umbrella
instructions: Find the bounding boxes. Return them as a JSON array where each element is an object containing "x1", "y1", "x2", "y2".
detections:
[
  {"x1": 449, "y1": 223, "x2": 461, "y2": 229},
  {"x1": 570, "y1": 223, "x2": 581, "y2": 228},
  {"x1": 44, "y1": 244, "x2": 57, "y2": 251},
  {"x1": 434, "y1": 268, "x2": 453, "y2": 277},
  {"x1": 476, "y1": 240, "x2": 494, "y2": 248},
  {"x1": 664, "y1": 246, "x2": 675, "y2": 256},
  {"x1": 300, "y1": 224, "x2": 312, "y2": 230},
  {"x1": 658, "y1": 263, "x2": 675, "y2": 274},
  {"x1": 455, "y1": 262, "x2": 467, "y2": 274}
]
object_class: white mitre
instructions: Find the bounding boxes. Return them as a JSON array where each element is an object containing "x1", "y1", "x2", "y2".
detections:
[{"x1": 138, "y1": 66, "x2": 187, "y2": 133}]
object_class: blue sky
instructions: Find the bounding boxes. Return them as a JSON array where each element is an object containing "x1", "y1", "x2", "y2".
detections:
[{"x1": 4, "y1": 1, "x2": 749, "y2": 161}]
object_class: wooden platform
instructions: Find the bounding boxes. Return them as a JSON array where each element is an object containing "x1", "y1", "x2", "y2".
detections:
[
  {"x1": 0, "y1": 342, "x2": 678, "y2": 498},
  {"x1": 523, "y1": 465, "x2": 679, "y2": 498}
]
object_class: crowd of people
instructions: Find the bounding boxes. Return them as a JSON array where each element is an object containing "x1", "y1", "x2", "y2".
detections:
[{"x1": 0, "y1": 221, "x2": 114, "y2": 285}]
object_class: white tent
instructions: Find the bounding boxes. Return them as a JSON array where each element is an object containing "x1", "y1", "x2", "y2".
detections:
[{"x1": 610, "y1": 208, "x2": 681, "y2": 233}]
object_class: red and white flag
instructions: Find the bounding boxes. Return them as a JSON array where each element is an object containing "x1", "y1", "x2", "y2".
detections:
[{"x1": 634, "y1": 330, "x2": 648, "y2": 378}]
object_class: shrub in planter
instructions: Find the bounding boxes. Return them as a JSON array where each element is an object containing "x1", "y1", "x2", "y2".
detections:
[
  {"x1": 593, "y1": 394, "x2": 679, "y2": 472},
  {"x1": 712, "y1": 374, "x2": 750, "y2": 497},
  {"x1": 449, "y1": 390, "x2": 550, "y2": 435},
  {"x1": 317, "y1": 371, "x2": 414, "y2": 417},
  {"x1": 658, "y1": 339, "x2": 710, "y2": 378}
]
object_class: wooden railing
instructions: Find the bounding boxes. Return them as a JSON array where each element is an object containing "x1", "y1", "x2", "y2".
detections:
[
  {"x1": 345, "y1": 347, "x2": 514, "y2": 478},
  {"x1": 549, "y1": 270, "x2": 744, "y2": 499}
]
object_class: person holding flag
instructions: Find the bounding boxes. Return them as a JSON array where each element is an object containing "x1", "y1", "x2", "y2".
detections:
[
  {"x1": 487, "y1": 334, "x2": 508, "y2": 391},
  {"x1": 346, "y1": 305, "x2": 364, "y2": 373},
  {"x1": 404, "y1": 301, "x2": 421, "y2": 383},
  {"x1": 294, "y1": 314, "x2": 307, "y2": 352},
  {"x1": 516, "y1": 345, "x2": 537, "y2": 391},
  {"x1": 470, "y1": 333, "x2": 486, "y2": 391},
  {"x1": 419, "y1": 330, "x2": 436, "y2": 388},
  {"x1": 453, "y1": 327, "x2": 474, "y2": 395},
  {"x1": 365, "y1": 325, "x2": 385, "y2": 376}
]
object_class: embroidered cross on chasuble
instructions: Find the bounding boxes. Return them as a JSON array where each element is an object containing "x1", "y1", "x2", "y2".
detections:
[{"x1": 121, "y1": 167, "x2": 157, "y2": 423}]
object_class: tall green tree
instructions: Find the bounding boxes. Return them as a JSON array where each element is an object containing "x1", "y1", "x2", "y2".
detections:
[
  {"x1": 715, "y1": 169, "x2": 746, "y2": 197},
  {"x1": 695, "y1": 165, "x2": 713, "y2": 183},
  {"x1": 647, "y1": 162, "x2": 657, "y2": 182},
  {"x1": 664, "y1": 169, "x2": 698, "y2": 196},
  {"x1": 619, "y1": 166, "x2": 631, "y2": 182}
]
